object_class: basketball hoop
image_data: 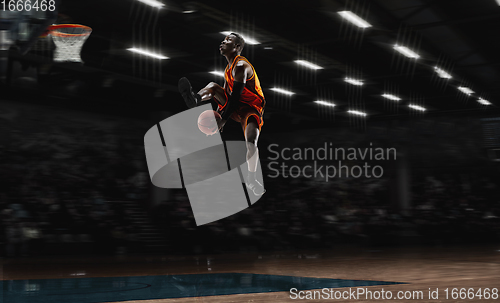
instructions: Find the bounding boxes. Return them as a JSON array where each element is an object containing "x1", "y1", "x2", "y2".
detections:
[{"x1": 49, "y1": 24, "x2": 92, "y2": 63}]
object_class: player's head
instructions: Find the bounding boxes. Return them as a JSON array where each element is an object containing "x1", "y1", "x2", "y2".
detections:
[
  {"x1": 230, "y1": 33, "x2": 245, "y2": 54},
  {"x1": 220, "y1": 33, "x2": 245, "y2": 55}
]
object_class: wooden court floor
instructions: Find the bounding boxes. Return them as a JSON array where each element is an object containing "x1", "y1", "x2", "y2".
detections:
[{"x1": 2, "y1": 245, "x2": 500, "y2": 302}]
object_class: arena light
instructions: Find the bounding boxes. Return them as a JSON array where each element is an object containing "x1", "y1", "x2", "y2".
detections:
[
  {"x1": 381, "y1": 94, "x2": 402, "y2": 101},
  {"x1": 209, "y1": 71, "x2": 225, "y2": 77},
  {"x1": 458, "y1": 86, "x2": 475, "y2": 95},
  {"x1": 434, "y1": 67, "x2": 452, "y2": 79},
  {"x1": 182, "y1": 10, "x2": 196, "y2": 13},
  {"x1": 136, "y1": 0, "x2": 165, "y2": 8},
  {"x1": 127, "y1": 48, "x2": 169, "y2": 59},
  {"x1": 478, "y1": 98, "x2": 492, "y2": 105},
  {"x1": 393, "y1": 44, "x2": 420, "y2": 59},
  {"x1": 314, "y1": 100, "x2": 336, "y2": 107},
  {"x1": 270, "y1": 87, "x2": 295, "y2": 96},
  {"x1": 344, "y1": 77, "x2": 364, "y2": 86},
  {"x1": 347, "y1": 110, "x2": 367, "y2": 117},
  {"x1": 294, "y1": 60, "x2": 324, "y2": 70},
  {"x1": 497, "y1": 0, "x2": 500, "y2": 5},
  {"x1": 220, "y1": 31, "x2": 260, "y2": 45},
  {"x1": 408, "y1": 104, "x2": 426, "y2": 111},
  {"x1": 338, "y1": 11, "x2": 372, "y2": 28}
]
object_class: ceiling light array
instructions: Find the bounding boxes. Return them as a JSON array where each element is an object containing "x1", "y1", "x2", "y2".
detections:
[
  {"x1": 334, "y1": 10, "x2": 493, "y2": 111},
  {"x1": 125, "y1": 8, "x2": 491, "y2": 117}
]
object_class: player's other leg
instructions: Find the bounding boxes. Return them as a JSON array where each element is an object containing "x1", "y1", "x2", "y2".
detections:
[
  {"x1": 178, "y1": 78, "x2": 226, "y2": 108},
  {"x1": 178, "y1": 77, "x2": 201, "y2": 108},
  {"x1": 245, "y1": 117, "x2": 265, "y2": 196}
]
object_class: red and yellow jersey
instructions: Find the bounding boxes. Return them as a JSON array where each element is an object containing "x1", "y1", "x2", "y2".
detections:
[{"x1": 221, "y1": 55, "x2": 265, "y2": 114}]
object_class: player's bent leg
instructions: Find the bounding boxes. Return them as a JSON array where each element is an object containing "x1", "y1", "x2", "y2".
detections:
[
  {"x1": 198, "y1": 82, "x2": 227, "y2": 106},
  {"x1": 245, "y1": 118, "x2": 265, "y2": 196},
  {"x1": 179, "y1": 79, "x2": 226, "y2": 109}
]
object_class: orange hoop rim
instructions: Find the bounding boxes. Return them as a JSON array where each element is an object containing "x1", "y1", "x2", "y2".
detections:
[{"x1": 49, "y1": 24, "x2": 92, "y2": 37}]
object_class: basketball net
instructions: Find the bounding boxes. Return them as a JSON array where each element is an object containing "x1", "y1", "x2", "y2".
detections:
[{"x1": 50, "y1": 24, "x2": 92, "y2": 63}]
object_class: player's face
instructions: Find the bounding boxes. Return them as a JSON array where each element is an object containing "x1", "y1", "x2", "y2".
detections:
[{"x1": 219, "y1": 35, "x2": 237, "y2": 55}]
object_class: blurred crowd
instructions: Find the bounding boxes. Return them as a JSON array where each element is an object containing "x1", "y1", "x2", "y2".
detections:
[{"x1": 1, "y1": 102, "x2": 499, "y2": 257}]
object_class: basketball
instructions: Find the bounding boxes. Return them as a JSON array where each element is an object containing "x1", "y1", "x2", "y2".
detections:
[{"x1": 197, "y1": 110, "x2": 221, "y2": 135}]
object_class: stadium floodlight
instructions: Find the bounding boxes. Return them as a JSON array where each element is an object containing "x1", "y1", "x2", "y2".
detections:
[
  {"x1": 294, "y1": 60, "x2": 324, "y2": 70},
  {"x1": 393, "y1": 44, "x2": 420, "y2": 59},
  {"x1": 270, "y1": 87, "x2": 295, "y2": 96},
  {"x1": 408, "y1": 104, "x2": 426, "y2": 111},
  {"x1": 478, "y1": 98, "x2": 492, "y2": 105},
  {"x1": 381, "y1": 94, "x2": 402, "y2": 101},
  {"x1": 458, "y1": 86, "x2": 475, "y2": 95},
  {"x1": 497, "y1": 0, "x2": 500, "y2": 6},
  {"x1": 347, "y1": 110, "x2": 367, "y2": 116},
  {"x1": 209, "y1": 71, "x2": 225, "y2": 77},
  {"x1": 136, "y1": 0, "x2": 165, "y2": 8},
  {"x1": 338, "y1": 11, "x2": 372, "y2": 28},
  {"x1": 344, "y1": 77, "x2": 364, "y2": 86},
  {"x1": 220, "y1": 31, "x2": 260, "y2": 45},
  {"x1": 434, "y1": 67, "x2": 452, "y2": 79},
  {"x1": 314, "y1": 100, "x2": 336, "y2": 107},
  {"x1": 127, "y1": 48, "x2": 169, "y2": 59}
]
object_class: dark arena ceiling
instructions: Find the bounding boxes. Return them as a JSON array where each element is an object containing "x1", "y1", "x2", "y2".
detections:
[{"x1": 3, "y1": 0, "x2": 500, "y2": 129}]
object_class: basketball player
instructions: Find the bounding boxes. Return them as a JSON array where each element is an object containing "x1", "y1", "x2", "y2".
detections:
[{"x1": 178, "y1": 33, "x2": 265, "y2": 196}]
